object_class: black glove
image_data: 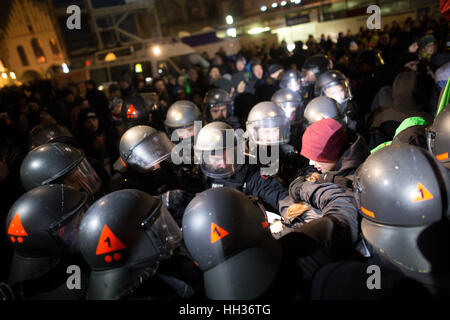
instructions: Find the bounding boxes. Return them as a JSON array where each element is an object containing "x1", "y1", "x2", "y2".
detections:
[{"x1": 162, "y1": 189, "x2": 194, "y2": 219}]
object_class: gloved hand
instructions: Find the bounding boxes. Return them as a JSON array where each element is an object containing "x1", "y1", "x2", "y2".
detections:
[{"x1": 162, "y1": 190, "x2": 194, "y2": 219}]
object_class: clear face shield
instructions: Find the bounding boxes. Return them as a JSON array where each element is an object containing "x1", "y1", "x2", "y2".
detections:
[
  {"x1": 208, "y1": 103, "x2": 233, "y2": 122},
  {"x1": 140, "y1": 200, "x2": 182, "y2": 261},
  {"x1": 247, "y1": 117, "x2": 291, "y2": 146},
  {"x1": 322, "y1": 80, "x2": 353, "y2": 110},
  {"x1": 197, "y1": 147, "x2": 242, "y2": 179},
  {"x1": 278, "y1": 101, "x2": 303, "y2": 123},
  {"x1": 281, "y1": 78, "x2": 301, "y2": 93},
  {"x1": 353, "y1": 167, "x2": 364, "y2": 215},
  {"x1": 126, "y1": 132, "x2": 175, "y2": 173},
  {"x1": 52, "y1": 158, "x2": 102, "y2": 196},
  {"x1": 49, "y1": 196, "x2": 89, "y2": 254}
]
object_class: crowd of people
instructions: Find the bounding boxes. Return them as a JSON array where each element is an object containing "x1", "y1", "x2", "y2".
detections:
[{"x1": 0, "y1": 12, "x2": 449, "y2": 300}]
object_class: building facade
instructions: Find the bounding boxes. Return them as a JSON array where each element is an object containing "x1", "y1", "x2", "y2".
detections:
[{"x1": 0, "y1": 0, "x2": 68, "y2": 83}]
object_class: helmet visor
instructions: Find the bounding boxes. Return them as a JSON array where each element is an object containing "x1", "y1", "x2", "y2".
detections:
[
  {"x1": 323, "y1": 80, "x2": 353, "y2": 105},
  {"x1": 127, "y1": 132, "x2": 174, "y2": 172},
  {"x1": 277, "y1": 101, "x2": 303, "y2": 123},
  {"x1": 197, "y1": 147, "x2": 242, "y2": 179},
  {"x1": 207, "y1": 103, "x2": 234, "y2": 121},
  {"x1": 140, "y1": 201, "x2": 182, "y2": 260},
  {"x1": 247, "y1": 117, "x2": 290, "y2": 145},
  {"x1": 281, "y1": 78, "x2": 301, "y2": 92},
  {"x1": 53, "y1": 159, "x2": 102, "y2": 196}
]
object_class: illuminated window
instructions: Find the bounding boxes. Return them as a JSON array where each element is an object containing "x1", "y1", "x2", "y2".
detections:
[
  {"x1": 31, "y1": 38, "x2": 46, "y2": 64},
  {"x1": 17, "y1": 46, "x2": 29, "y2": 66},
  {"x1": 49, "y1": 38, "x2": 61, "y2": 58}
]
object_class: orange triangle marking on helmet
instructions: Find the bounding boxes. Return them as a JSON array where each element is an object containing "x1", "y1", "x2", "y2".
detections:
[
  {"x1": 126, "y1": 104, "x2": 137, "y2": 118},
  {"x1": 211, "y1": 223, "x2": 229, "y2": 244},
  {"x1": 96, "y1": 225, "x2": 126, "y2": 255},
  {"x1": 436, "y1": 153, "x2": 448, "y2": 161},
  {"x1": 8, "y1": 214, "x2": 28, "y2": 237},
  {"x1": 413, "y1": 183, "x2": 434, "y2": 202}
]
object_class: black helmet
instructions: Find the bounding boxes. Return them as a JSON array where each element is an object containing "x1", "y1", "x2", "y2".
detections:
[
  {"x1": 280, "y1": 69, "x2": 304, "y2": 93},
  {"x1": 246, "y1": 101, "x2": 290, "y2": 145},
  {"x1": 271, "y1": 88, "x2": 304, "y2": 124},
  {"x1": 315, "y1": 70, "x2": 353, "y2": 108},
  {"x1": 182, "y1": 187, "x2": 282, "y2": 300},
  {"x1": 428, "y1": 106, "x2": 450, "y2": 169},
  {"x1": 354, "y1": 145, "x2": 450, "y2": 278},
  {"x1": 119, "y1": 125, "x2": 174, "y2": 173},
  {"x1": 164, "y1": 100, "x2": 202, "y2": 139},
  {"x1": 203, "y1": 88, "x2": 234, "y2": 122},
  {"x1": 303, "y1": 54, "x2": 333, "y2": 78},
  {"x1": 121, "y1": 95, "x2": 149, "y2": 128},
  {"x1": 304, "y1": 96, "x2": 343, "y2": 126},
  {"x1": 29, "y1": 123, "x2": 75, "y2": 150},
  {"x1": 194, "y1": 121, "x2": 243, "y2": 179},
  {"x1": 20, "y1": 143, "x2": 102, "y2": 196},
  {"x1": 79, "y1": 189, "x2": 182, "y2": 300},
  {"x1": 6, "y1": 185, "x2": 88, "y2": 285}
]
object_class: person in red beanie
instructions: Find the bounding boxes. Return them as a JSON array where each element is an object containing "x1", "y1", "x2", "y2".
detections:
[
  {"x1": 301, "y1": 118, "x2": 348, "y2": 173},
  {"x1": 300, "y1": 118, "x2": 370, "y2": 184}
]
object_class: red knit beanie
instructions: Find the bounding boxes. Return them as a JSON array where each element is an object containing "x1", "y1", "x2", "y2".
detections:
[{"x1": 301, "y1": 118, "x2": 348, "y2": 163}]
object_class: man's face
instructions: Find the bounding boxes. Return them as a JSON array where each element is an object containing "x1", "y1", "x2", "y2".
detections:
[
  {"x1": 84, "y1": 117, "x2": 99, "y2": 132},
  {"x1": 155, "y1": 81, "x2": 165, "y2": 93},
  {"x1": 257, "y1": 127, "x2": 280, "y2": 144},
  {"x1": 409, "y1": 42, "x2": 419, "y2": 53},
  {"x1": 176, "y1": 125, "x2": 195, "y2": 139},
  {"x1": 309, "y1": 159, "x2": 336, "y2": 173},
  {"x1": 303, "y1": 70, "x2": 316, "y2": 83},
  {"x1": 253, "y1": 65, "x2": 263, "y2": 79},
  {"x1": 236, "y1": 61, "x2": 245, "y2": 71},
  {"x1": 210, "y1": 105, "x2": 227, "y2": 121},
  {"x1": 324, "y1": 84, "x2": 347, "y2": 104},
  {"x1": 424, "y1": 42, "x2": 437, "y2": 55},
  {"x1": 404, "y1": 60, "x2": 419, "y2": 72}
]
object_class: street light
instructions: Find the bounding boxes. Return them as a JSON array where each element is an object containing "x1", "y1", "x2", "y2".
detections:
[
  {"x1": 261, "y1": 6, "x2": 267, "y2": 12},
  {"x1": 226, "y1": 28, "x2": 237, "y2": 38},
  {"x1": 226, "y1": 15, "x2": 234, "y2": 25}
]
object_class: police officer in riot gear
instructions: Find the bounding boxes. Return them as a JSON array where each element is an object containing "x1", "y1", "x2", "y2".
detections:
[
  {"x1": 182, "y1": 187, "x2": 284, "y2": 299},
  {"x1": 271, "y1": 88, "x2": 304, "y2": 126},
  {"x1": 427, "y1": 106, "x2": 450, "y2": 169},
  {"x1": 315, "y1": 70, "x2": 356, "y2": 124},
  {"x1": 20, "y1": 142, "x2": 102, "y2": 198},
  {"x1": 164, "y1": 100, "x2": 206, "y2": 193},
  {"x1": 121, "y1": 95, "x2": 151, "y2": 131},
  {"x1": 194, "y1": 121, "x2": 289, "y2": 213},
  {"x1": 246, "y1": 101, "x2": 307, "y2": 185},
  {"x1": 301, "y1": 54, "x2": 333, "y2": 104},
  {"x1": 354, "y1": 144, "x2": 450, "y2": 297},
  {"x1": 202, "y1": 88, "x2": 241, "y2": 129},
  {"x1": 5, "y1": 185, "x2": 89, "y2": 300},
  {"x1": 111, "y1": 125, "x2": 204, "y2": 223},
  {"x1": 164, "y1": 100, "x2": 202, "y2": 142},
  {"x1": 28, "y1": 123, "x2": 75, "y2": 150},
  {"x1": 164, "y1": 100, "x2": 202, "y2": 163},
  {"x1": 79, "y1": 189, "x2": 202, "y2": 300},
  {"x1": 271, "y1": 87, "x2": 306, "y2": 152}
]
